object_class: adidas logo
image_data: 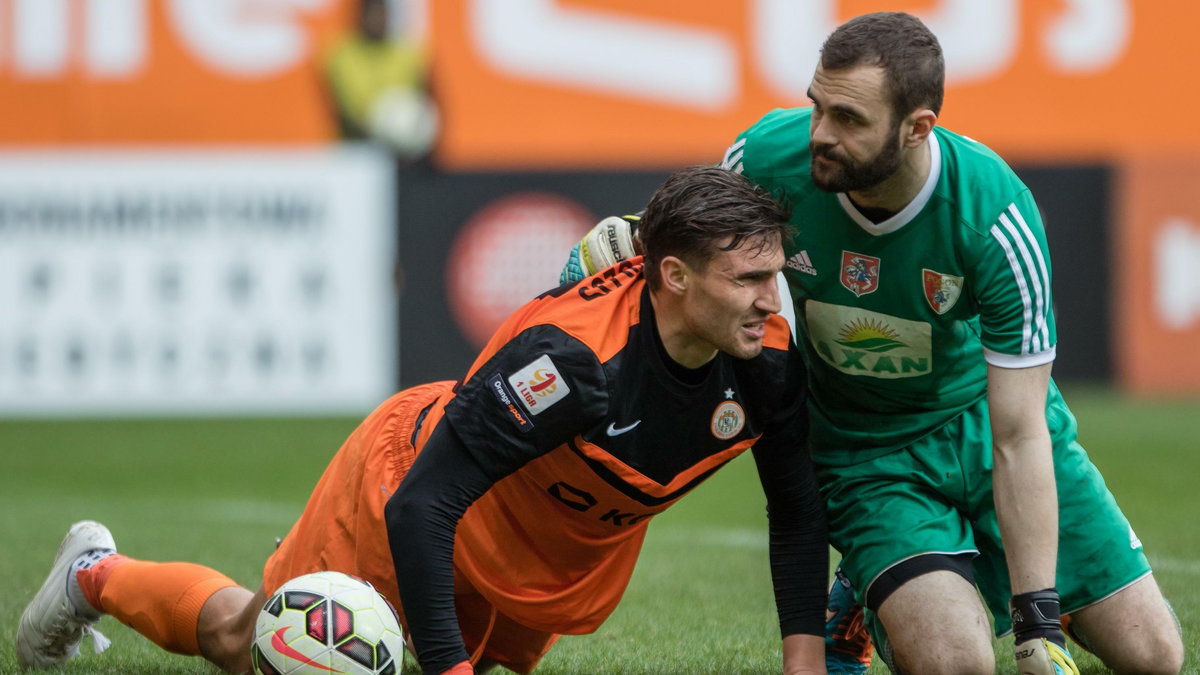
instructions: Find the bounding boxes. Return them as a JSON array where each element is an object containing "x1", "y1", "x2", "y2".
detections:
[{"x1": 787, "y1": 250, "x2": 817, "y2": 275}]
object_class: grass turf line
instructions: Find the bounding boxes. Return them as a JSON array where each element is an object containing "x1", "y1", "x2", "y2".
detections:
[{"x1": 1, "y1": 387, "x2": 1197, "y2": 673}]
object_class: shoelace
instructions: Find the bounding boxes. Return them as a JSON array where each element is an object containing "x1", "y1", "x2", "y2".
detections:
[
  {"x1": 84, "y1": 625, "x2": 112, "y2": 654},
  {"x1": 39, "y1": 606, "x2": 111, "y2": 658}
]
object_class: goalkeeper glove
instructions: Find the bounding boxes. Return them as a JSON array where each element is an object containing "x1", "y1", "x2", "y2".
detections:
[
  {"x1": 559, "y1": 215, "x2": 641, "y2": 284},
  {"x1": 1011, "y1": 588, "x2": 1080, "y2": 675}
]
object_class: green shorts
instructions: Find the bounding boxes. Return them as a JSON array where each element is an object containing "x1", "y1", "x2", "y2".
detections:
[{"x1": 817, "y1": 384, "x2": 1151, "y2": 636}]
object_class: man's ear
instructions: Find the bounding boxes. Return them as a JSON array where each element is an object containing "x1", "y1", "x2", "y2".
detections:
[
  {"x1": 904, "y1": 108, "x2": 937, "y2": 148},
  {"x1": 659, "y1": 256, "x2": 690, "y2": 295}
]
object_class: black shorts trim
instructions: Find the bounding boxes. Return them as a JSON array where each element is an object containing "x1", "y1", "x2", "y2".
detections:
[{"x1": 865, "y1": 552, "x2": 977, "y2": 611}]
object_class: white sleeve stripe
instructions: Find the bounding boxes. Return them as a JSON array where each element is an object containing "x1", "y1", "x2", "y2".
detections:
[
  {"x1": 1003, "y1": 204, "x2": 1051, "y2": 350},
  {"x1": 997, "y1": 211, "x2": 1047, "y2": 352},
  {"x1": 990, "y1": 223, "x2": 1035, "y2": 354},
  {"x1": 983, "y1": 345, "x2": 1056, "y2": 369},
  {"x1": 721, "y1": 138, "x2": 746, "y2": 171},
  {"x1": 1007, "y1": 203, "x2": 1052, "y2": 348}
]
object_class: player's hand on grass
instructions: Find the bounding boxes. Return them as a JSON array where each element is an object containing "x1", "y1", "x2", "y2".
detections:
[
  {"x1": 781, "y1": 633, "x2": 827, "y2": 675},
  {"x1": 559, "y1": 215, "x2": 640, "y2": 284},
  {"x1": 1010, "y1": 588, "x2": 1080, "y2": 675}
]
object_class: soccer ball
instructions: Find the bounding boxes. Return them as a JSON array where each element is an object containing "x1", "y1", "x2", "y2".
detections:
[{"x1": 251, "y1": 571, "x2": 405, "y2": 675}]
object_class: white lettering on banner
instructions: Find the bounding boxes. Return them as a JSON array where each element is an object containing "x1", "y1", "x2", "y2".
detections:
[
  {"x1": 1043, "y1": 0, "x2": 1131, "y2": 72},
  {"x1": 755, "y1": 0, "x2": 1018, "y2": 94},
  {"x1": 170, "y1": 0, "x2": 332, "y2": 76},
  {"x1": 758, "y1": 0, "x2": 1129, "y2": 92},
  {"x1": 471, "y1": 0, "x2": 736, "y2": 109},
  {"x1": 86, "y1": 0, "x2": 146, "y2": 77},
  {"x1": 921, "y1": 0, "x2": 1018, "y2": 84},
  {"x1": 1, "y1": 0, "x2": 330, "y2": 79},
  {"x1": 0, "y1": 147, "x2": 396, "y2": 416},
  {"x1": 1155, "y1": 218, "x2": 1200, "y2": 330},
  {"x1": 751, "y1": 0, "x2": 832, "y2": 103},
  {"x1": 0, "y1": 1, "x2": 1139, "y2": 92},
  {"x1": 9, "y1": 0, "x2": 149, "y2": 77},
  {"x1": 471, "y1": 0, "x2": 1133, "y2": 105},
  {"x1": 11, "y1": 0, "x2": 70, "y2": 77}
]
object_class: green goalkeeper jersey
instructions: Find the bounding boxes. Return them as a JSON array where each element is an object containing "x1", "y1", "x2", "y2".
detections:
[{"x1": 723, "y1": 107, "x2": 1056, "y2": 465}]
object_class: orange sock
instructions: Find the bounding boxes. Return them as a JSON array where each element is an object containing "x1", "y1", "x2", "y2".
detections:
[{"x1": 77, "y1": 555, "x2": 240, "y2": 655}]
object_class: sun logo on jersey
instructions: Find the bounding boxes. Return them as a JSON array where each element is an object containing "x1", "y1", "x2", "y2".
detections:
[
  {"x1": 840, "y1": 251, "x2": 880, "y2": 296},
  {"x1": 836, "y1": 318, "x2": 905, "y2": 352}
]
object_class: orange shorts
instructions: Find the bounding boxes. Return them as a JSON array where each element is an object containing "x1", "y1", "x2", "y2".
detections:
[{"x1": 261, "y1": 381, "x2": 558, "y2": 673}]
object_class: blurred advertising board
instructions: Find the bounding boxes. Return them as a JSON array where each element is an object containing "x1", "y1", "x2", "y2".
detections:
[
  {"x1": 0, "y1": 0, "x2": 350, "y2": 144},
  {"x1": 390, "y1": 166, "x2": 1113, "y2": 387},
  {"x1": 1, "y1": 1, "x2": 1197, "y2": 168},
  {"x1": 393, "y1": 169, "x2": 669, "y2": 386},
  {"x1": 431, "y1": 0, "x2": 1198, "y2": 168},
  {"x1": 1019, "y1": 166, "x2": 1113, "y2": 383},
  {"x1": 1116, "y1": 156, "x2": 1200, "y2": 394},
  {"x1": 0, "y1": 0, "x2": 352, "y2": 145},
  {"x1": 0, "y1": 146, "x2": 397, "y2": 416}
]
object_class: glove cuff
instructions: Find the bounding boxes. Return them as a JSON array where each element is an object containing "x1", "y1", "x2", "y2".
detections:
[{"x1": 1011, "y1": 587, "x2": 1065, "y2": 645}]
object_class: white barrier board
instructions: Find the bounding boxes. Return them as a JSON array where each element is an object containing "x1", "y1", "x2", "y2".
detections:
[{"x1": 0, "y1": 147, "x2": 396, "y2": 416}]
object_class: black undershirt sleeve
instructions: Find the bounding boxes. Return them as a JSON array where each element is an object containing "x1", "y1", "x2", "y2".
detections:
[
  {"x1": 752, "y1": 439, "x2": 829, "y2": 637},
  {"x1": 386, "y1": 326, "x2": 607, "y2": 674},
  {"x1": 750, "y1": 345, "x2": 829, "y2": 638},
  {"x1": 384, "y1": 422, "x2": 498, "y2": 675}
]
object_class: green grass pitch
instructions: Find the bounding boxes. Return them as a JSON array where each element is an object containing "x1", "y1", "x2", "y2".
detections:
[{"x1": 1, "y1": 386, "x2": 1197, "y2": 673}]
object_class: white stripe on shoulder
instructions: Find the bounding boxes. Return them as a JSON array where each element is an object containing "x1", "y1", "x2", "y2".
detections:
[
  {"x1": 1006, "y1": 204, "x2": 1052, "y2": 350},
  {"x1": 721, "y1": 138, "x2": 746, "y2": 171},
  {"x1": 997, "y1": 210, "x2": 1046, "y2": 352},
  {"x1": 990, "y1": 223, "x2": 1035, "y2": 354}
]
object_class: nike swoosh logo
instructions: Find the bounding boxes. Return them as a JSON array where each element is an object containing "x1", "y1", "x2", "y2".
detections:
[
  {"x1": 606, "y1": 420, "x2": 641, "y2": 436},
  {"x1": 270, "y1": 626, "x2": 338, "y2": 672}
]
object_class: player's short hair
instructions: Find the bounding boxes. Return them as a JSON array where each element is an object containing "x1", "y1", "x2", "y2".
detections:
[
  {"x1": 639, "y1": 166, "x2": 791, "y2": 291},
  {"x1": 820, "y1": 11, "x2": 945, "y2": 119}
]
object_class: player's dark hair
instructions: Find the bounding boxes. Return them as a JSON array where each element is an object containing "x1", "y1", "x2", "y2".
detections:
[
  {"x1": 639, "y1": 166, "x2": 791, "y2": 291},
  {"x1": 820, "y1": 11, "x2": 944, "y2": 118}
]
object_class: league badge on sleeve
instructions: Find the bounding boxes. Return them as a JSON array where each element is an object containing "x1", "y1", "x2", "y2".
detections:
[
  {"x1": 841, "y1": 251, "x2": 880, "y2": 297},
  {"x1": 922, "y1": 269, "x2": 964, "y2": 314},
  {"x1": 508, "y1": 354, "x2": 571, "y2": 415}
]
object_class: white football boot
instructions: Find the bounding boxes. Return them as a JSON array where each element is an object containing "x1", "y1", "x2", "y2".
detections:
[{"x1": 16, "y1": 520, "x2": 115, "y2": 669}]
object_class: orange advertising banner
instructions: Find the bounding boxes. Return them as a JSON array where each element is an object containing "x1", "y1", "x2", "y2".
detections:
[
  {"x1": 0, "y1": 0, "x2": 351, "y2": 145},
  {"x1": 1, "y1": 1, "x2": 1198, "y2": 168},
  {"x1": 430, "y1": 0, "x2": 1200, "y2": 168},
  {"x1": 1116, "y1": 155, "x2": 1200, "y2": 394}
]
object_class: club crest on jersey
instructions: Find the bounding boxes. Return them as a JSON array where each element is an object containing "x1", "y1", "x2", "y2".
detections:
[
  {"x1": 922, "y1": 269, "x2": 964, "y2": 314},
  {"x1": 710, "y1": 400, "x2": 745, "y2": 440},
  {"x1": 841, "y1": 251, "x2": 880, "y2": 297},
  {"x1": 507, "y1": 354, "x2": 570, "y2": 416}
]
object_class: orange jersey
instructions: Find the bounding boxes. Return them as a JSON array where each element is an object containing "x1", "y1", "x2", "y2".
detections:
[
  {"x1": 408, "y1": 259, "x2": 810, "y2": 634},
  {"x1": 266, "y1": 260, "x2": 825, "y2": 673}
]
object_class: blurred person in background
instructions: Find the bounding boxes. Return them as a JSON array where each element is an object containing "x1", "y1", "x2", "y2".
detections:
[
  {"x1": 325, "y1": 0, "x2": 438, "y2": 161},
  {"x1": 563, "y1": 11, "x2": 1185, "y2": 675},
  {"x1": 17, "y1": 167, "x2": 831, "y2": 675}
]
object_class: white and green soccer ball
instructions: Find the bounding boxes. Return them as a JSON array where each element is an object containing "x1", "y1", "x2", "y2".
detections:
[{"x1": 252, "y1": 571, "x2": 405, "y2": 675}]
